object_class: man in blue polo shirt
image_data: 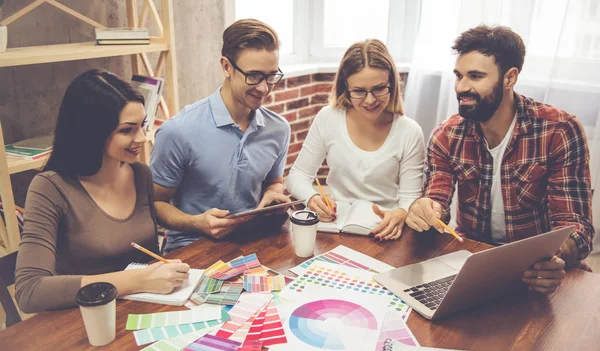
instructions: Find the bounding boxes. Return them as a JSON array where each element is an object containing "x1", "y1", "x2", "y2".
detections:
[{"x1": 150, "y1": 19, "x2": 291, "y2": 251}]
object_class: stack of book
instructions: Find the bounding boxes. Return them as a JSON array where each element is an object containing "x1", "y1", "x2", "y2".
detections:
[
  {"x1": 95, "y1": 27, "x2": 150, "y2": 45},
  {"x1": 5, "y1": 134, "x2": 53, "y2": 160},
  {"x1": 131, "y1": 75, "x2": 164, "y2": 131}
]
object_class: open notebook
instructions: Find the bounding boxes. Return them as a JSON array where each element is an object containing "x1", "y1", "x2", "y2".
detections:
[
  {"x1": 120, "y1": 263, "x2": 204, "y2": 306},
  {"x1": 318, "y1": 200, "x2": 383, "y2": 235}
]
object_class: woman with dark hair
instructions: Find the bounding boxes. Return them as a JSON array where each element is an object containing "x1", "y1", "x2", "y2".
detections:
[{"x1": 15, "y1": 69, "x2": 189, "y2": 313}]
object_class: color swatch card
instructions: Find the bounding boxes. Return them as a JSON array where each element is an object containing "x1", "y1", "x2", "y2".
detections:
[
  {"x1": 243, "y1": 274, "x2": 286, "y2": 292},
  {"x1": 257, "y1": 300, "x2": 287, "y2": 346},
  {"x1": 195, "y1": 276, "x2": 224, "y2": 294},
  {"x1": 205, "y1": 260, "x2": 229, "y2": 277},
  {"x1": 184, "y1": 334, "x2": 242, "y2": 351},
  {"x1": 238, "y1": 340, "x2": 263, "y2": 351},
  {"x1": 245, "y1": 306, "x2": 268, "y2": 341},
  {"x1": 376, "y1": 309, "x2": 420, "y2": 350},
  {"x1": 134, "y1": 307, "x2": 230, "y2": 345},
  {"x1": 126, "y1": 305, "x2": 223, "y2": 330},
  {"x1": 272, "y1": 284, "x2": 388, "y2": 351},
  {"x1": 289, "y1": 245, "x2": 394, "y2": 276},
  {"x1": 187, "y1": 282, "x2": 244, "y2": 308},
  {"x1": 216, "y1": 292, "x2": 273, "y2": 338},
  {"x1": 229, "y1": 308, "x2": 260, "y2": 342},
  {"x1": 141, "y1": 327, "x2": 215, "y2": 351},
  {"x1": 211, "y1": 254, "x2": 262, "y2": 280}
]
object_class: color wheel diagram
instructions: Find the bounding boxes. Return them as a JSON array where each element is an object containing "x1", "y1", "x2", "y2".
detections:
[{"x1": 288, "y1": 299, "x2": 378, "y2": 350}]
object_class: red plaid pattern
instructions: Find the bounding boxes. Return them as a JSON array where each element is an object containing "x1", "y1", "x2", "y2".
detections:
[{"x1": 424, "y1": 93, "x2": 594, "y2": 260}]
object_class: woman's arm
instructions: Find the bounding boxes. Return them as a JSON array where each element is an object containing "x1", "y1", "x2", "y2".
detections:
[
  {"x1": 285, "y1": 110, "x2": 328, "y2": 204},
  {"x1": 397, "y1": 121, "x2": 426, "y2": 211},
  {"x1": 15, "y1": 175, "x2": 188, "y2": 313}
]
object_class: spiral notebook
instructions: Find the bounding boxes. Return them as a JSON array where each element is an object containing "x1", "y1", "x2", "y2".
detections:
[
  {"x1": 382, "y1": 339, "x2": 462, "y2": 350},
  {"x1": 121, "y1": 263, "x2": 204, "y2": 306}
]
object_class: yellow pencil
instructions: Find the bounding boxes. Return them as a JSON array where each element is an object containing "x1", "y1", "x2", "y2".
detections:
[
  {"x1": 437, "y1": 219, "x2": 464, "y2": 243},
  {"x1": 131, "y1": 242, "x2": 170, "y2": 263},
  {"x1": 315, "y1": 178, "x2": 334, "y2": 213}
]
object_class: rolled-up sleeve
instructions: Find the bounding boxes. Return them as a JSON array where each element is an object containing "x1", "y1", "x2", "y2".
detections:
[{"x1": 547, "y1": 118, "x2": 595, "y2": 260}]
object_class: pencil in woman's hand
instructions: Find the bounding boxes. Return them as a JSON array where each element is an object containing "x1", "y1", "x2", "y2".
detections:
[
  {"x1": 131, "y1": 242, "x2": 170, "y2": 263},
  {"x1": 315, "y1": 178, "x2": 334, "y2": 213}
]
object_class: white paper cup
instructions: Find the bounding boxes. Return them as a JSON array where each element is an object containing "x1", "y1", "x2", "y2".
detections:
[
  {"x1": 290, "y1": 209, "x2": 319, "y2": 257},
  {"x1": 76, "y1": 282, "x2": 118, "y2": 346}
]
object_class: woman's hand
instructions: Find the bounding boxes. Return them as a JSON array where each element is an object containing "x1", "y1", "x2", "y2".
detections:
[
  {"x1": 140, "y1": 259, "x2": 190, "y2": 294},
  {"x1": 370, "y1": 205, "x2": 407, "y2": 241},
  {"x1": 307, "y1": 194, "x2": 337, "y2": 222}
]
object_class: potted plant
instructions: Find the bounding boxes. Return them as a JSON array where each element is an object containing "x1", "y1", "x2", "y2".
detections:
[{"x1": 0, "y1": 0, "x2": 7, "y2": 53}]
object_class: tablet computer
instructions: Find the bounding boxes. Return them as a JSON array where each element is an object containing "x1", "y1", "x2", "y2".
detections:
[{"x1": 225, "y1": 199, "x2": 306, "y2": 219}]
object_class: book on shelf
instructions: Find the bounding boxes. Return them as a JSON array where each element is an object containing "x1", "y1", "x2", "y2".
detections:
[
  {"x1": 11, "y1": 134, "x2": 53, "y2": 151},
  {"x1": 96, "y1": 39, "x2": 151, "y2": 45},
  {"x1": 95, "y1": 27, "x2": 150, "y2": 40},
  {"x1": 5, "y1": 145, "x2": 51, "y2": 160},
  {"x1": 131, "y1": 74, "x2": 164, "y2": 131}
]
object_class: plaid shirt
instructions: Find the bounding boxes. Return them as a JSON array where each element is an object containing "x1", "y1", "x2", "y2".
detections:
[{"x1": 424, "y1": 93, "x2": 594, "y2": 260}]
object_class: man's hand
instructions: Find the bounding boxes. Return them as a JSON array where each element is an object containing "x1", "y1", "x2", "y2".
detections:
[
  {"x1": 406, "y1": 198, "x2": 444, "y2": 232},
  {"x1": 370, "y1": 205, "x2": 407, "y2": 241},
  {"x1": 194, "y1": 208, "x2": 243, "y2": 239},
  {"x1": 257, "y1": 189, "x2": 291, "y2": 209},
  {"x1": 522, "y1": 251, "x2": 566, "y2": 295}
]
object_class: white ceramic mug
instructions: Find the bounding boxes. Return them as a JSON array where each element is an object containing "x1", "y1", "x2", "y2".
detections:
[
  {"x1": 290, "y1": 209, "x2": 319, "y2": 257},
  {"x1": 76, "y1": 282, "x2": 118, "y2": 346}
]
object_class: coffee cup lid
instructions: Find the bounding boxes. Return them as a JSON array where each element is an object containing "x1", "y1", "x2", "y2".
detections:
[
  {"x1": 290, "y1": 210, "x2": 319, "y2": 225},
  {"x1": 76, "y1": 282, "x2": 118, "y2": 307}
]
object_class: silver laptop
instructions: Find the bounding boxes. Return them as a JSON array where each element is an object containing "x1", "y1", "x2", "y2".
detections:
[{"x1": 374, "y1": 226, "x2": 574, "y2": 320}]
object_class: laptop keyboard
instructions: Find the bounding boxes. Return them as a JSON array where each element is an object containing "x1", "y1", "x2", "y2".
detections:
[{"x1": 403, "y1": 275, "x2": 457, "y2": 310}]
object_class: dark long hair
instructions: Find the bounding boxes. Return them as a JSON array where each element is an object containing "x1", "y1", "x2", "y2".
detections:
[{"x1": 44, "y1": 69, "x2": 144, "y2": 177}]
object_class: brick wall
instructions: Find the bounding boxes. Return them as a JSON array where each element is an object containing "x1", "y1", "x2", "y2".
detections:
[
  {"x1": 265, "y1": 72, "x2": 408, "y2": 184},
  {"x1": 264, "y1": 73, "x2": 336, "y2": 183}
]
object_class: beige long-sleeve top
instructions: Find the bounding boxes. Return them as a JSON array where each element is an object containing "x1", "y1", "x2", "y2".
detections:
[{"x1": 15, "y1": 162, "x2": 158, "y2": 313}]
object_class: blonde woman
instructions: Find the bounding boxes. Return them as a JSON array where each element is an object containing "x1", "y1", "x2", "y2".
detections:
[{"x1": 286, "y1": 39, "x2": 425, "y2": 241}]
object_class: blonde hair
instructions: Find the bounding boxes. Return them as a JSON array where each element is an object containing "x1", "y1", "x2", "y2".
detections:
[
  {"x1": 329, "y1": 39, "x2": 403, "y2": 115},
  {"x1": 221, "y1": 19, "x2": 280, "y2": 62}
]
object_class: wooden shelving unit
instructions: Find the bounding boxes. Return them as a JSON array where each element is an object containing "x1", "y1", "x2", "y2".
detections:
[
  {"x1": 0, "y1": 40, "x2": 169, "y2": 68},
  {"x1": 0, "y1": 0, "x2": 178, "y2": 254}
]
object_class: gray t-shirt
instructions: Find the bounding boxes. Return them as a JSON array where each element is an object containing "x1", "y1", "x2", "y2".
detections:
[{"x1": 15, "y1": 162, "x2": 158, "y2": 313}]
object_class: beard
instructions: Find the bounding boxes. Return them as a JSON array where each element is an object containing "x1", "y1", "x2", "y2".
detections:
[{"x1": 457, "y1": 79, "x2": 503, "y2": 122}]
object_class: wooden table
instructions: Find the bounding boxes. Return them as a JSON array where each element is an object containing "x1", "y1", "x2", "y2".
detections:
[{"x1": 2, "y1": 219, "x2": 599, "y2": 350}]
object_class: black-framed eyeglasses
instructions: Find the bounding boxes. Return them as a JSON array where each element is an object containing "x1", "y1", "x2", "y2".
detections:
[
  {"x1": 347, "y1": 86, "x2": 391, "y2": 99},
  {"x1": 228, "y1": 58, "x2": 284, "y2": 85}
]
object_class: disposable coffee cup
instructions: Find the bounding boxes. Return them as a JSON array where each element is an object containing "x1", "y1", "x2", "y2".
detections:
[
  {"x1": 76, "y1": 282, "x2": 118, "y2": 346},
  {"x1": 290, "y1": 209, "x2": 319, "y2": 257}
]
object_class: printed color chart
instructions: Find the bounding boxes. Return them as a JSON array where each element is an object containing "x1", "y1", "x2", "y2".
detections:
[{"x1": 289, "y1": 245, "x2": 394, "y2": 276}]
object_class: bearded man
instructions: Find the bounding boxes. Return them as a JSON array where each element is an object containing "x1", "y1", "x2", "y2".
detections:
[{"x1": 406, "y1": 25, "x2": 594, "y2": 295}]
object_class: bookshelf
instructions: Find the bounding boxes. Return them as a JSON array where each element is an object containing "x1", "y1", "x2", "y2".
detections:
[
  {"x1": 0, "y1": 0, "x2": 178, "y2": 254},
  {"x1": 0, "y1": 40, "x2": 169, "y2": 67}
]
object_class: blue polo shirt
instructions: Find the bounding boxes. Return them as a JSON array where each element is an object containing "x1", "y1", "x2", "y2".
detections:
[{"x1": 150, "y1": 87, "x2": 290, "y2": 251}]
